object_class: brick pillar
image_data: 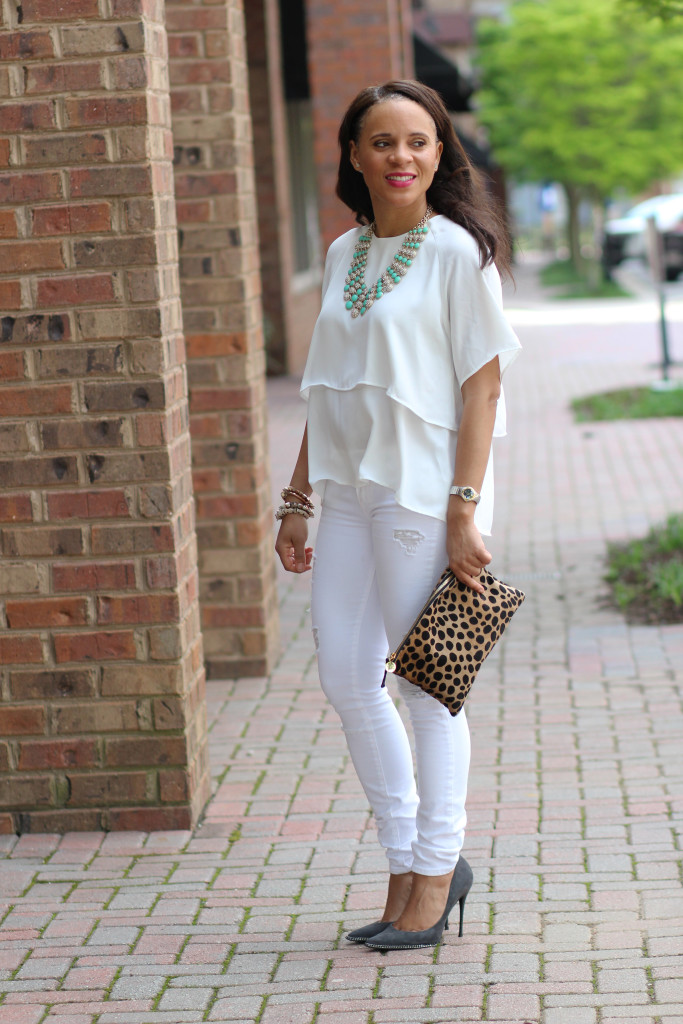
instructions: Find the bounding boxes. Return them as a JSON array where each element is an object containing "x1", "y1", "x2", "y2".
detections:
[
  {"x1": 306, "y1": 0, "x2": 415, "y2": 250},
  {"x1": 166, "y1": 0, "x2": 280, "y2": 679},
  {"x1": 0, "y1": 0, "x2": 209, "y2": 832}
]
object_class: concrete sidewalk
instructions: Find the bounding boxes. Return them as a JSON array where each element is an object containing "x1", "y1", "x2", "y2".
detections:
[{"x1": 1, "y1": 263, "x2": 683, "y2": 1024}]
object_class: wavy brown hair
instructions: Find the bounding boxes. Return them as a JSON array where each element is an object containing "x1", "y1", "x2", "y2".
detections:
[{"x1": 336, "y1": 80, "x2": 511, "y2": 278}]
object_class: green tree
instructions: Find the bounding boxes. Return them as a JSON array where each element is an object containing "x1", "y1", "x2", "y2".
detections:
[
  {"x1": 476, "y1": 0, "x2": 683, "y2": 270},
  {"x1": 623, "y1": 0, "x2": 683, "y2": 17}
]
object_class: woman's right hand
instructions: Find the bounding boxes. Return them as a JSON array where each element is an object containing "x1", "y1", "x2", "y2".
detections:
[{"x1": 275, "y1": 514, "x2": 313, "y2": 573}]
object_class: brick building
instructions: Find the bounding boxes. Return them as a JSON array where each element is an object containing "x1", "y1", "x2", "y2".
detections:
[{"x1": 0, "y1": 0, "x2": 418, "y2": 831}]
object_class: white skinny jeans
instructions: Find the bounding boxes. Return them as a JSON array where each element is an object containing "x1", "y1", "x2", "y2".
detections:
[{"x1": 311, "y1": 481, "x2": 470, "y2": 876}]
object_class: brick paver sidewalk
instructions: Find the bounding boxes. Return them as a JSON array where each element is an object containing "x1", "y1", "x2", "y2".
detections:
[{"x1": 1, "y1": 263, "x2": 682, "y2": 1024}]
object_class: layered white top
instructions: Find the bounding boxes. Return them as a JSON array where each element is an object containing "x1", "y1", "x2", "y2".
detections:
[{"x1": 300, "y1": 215, "x2": 521, "y2": 534}]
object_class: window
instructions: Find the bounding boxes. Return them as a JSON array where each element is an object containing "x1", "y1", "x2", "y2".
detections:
[
  {"x1": 286, "y1": 100, "x2": 321, "y2": 276},
  {"x1": 279, "y1": 0, "x2": 321, "y2": 278}
]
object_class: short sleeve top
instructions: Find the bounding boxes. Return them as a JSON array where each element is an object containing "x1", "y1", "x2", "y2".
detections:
[{"x1": 300, "y1": 215, "x2": 521, "y2": 534}]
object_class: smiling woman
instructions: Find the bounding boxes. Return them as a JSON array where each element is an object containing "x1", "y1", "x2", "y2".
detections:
[
  {"x1": 347, "y1": 99, "x2": 443, "y2": 237},
  {"x1": 336, "y1": 80, "x2": 509, "y2": 274},
  {"x1": 274, "y1": 80, "x2": 522, "y2": 952}
]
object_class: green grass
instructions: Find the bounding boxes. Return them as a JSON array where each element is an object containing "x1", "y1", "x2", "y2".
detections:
[
  {"x1": 562, "y1": 279, "x2": 631, "y2": 299},
  {"x1": 572, "y1": 385, "x2": 683, "y2": 421},
  {"x1": 540, "y1": 260, "x2": 585, "y2": 288},
  {"x1": 606, "y1": 514, "x2": 683, "y2": 623},
  {"x1": 539, "y1": 259, "x2": 631, "y2": 299}
]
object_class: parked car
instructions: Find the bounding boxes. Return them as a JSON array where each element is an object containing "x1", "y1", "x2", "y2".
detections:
[{"x1": 602, "y1": 193, "x2": 683, "y2": 281}]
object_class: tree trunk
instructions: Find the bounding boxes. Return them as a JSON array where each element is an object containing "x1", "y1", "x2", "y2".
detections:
[
  {"x1": 563, "y1": 183, "x2": 582, "y2": 272},
  {"x1": 593, "y1": 199, "x2": 610, "y2": 284}
]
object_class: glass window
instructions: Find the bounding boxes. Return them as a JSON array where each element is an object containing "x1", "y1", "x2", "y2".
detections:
[{"x1": 286, "y1": 100, "x2": 321, "y2": 275}]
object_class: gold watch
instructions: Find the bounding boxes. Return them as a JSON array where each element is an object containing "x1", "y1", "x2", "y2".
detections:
[{"x1": 450, "y1": 485, "x2": 481, "y2": 505}]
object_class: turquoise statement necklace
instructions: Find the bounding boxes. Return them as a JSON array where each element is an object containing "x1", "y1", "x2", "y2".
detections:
[{"x1": 343, "y1": 205, "x2": 433, "y2": 318}]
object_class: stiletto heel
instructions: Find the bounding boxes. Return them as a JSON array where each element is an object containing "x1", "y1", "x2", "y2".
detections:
[
  {"x1": 365, "y1": 856, "x2": 473, "y2": 951},
  {"x1": 458, "y1": 892, "x2": 467, "y2": 937}
]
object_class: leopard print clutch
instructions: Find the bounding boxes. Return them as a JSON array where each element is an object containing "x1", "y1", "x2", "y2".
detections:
[{"x1": 384, "y1": 568, "x2": 525, "y2": 716}]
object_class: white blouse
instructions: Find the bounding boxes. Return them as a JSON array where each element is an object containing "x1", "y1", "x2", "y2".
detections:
[{"x1": 300, "y1": 215, "x2": 521, "y2": 534}]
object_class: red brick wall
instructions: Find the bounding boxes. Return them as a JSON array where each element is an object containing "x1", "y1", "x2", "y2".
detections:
[
  {"x1": 166, "y1": 0, "x2": 280, "y2": 679},
  {"x1": 0, "y1": 0, "x2": 209, "y2": 831},
  {"x1": 306, "y1": 0, "x2": 415, "y2": 251}
]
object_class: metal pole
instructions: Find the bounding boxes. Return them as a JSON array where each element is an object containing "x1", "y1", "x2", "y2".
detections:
[
  {"x1": 645, "y1": 215, "x2": 671, "y2": 381},
  {"x1": 658, "y1": 287, "x2": 671, "y2": 380}
]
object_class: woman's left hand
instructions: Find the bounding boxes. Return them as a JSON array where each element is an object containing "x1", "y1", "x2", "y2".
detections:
[{"x1": 446, "y1": 503, "x2": 492, "y2": 594}]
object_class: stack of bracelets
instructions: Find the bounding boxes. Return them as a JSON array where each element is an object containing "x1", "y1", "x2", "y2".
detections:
[{"x1": 275, "y1": 486, "x2": 314, "y2": 521}]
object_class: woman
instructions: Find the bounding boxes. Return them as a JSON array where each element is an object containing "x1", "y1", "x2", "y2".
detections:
[{"x1": 275, "y1": 80, "x2": 521, "y2": 951}]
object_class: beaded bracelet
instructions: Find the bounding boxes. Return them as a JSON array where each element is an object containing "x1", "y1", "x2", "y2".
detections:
[
  {"x1": 283, "y1": 501, "x2": 311, "y2": 514},
  {"x1": 275, "y1": 503, "x2": 313, "y2": 521},
  {"x1": 281, "y1": 486, "x2": 313, "y2": 509}
]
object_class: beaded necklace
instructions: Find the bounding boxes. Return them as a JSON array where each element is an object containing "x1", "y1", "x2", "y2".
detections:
[{"x1": 343, "y1": 205, "x2": 433, "y2": 318}]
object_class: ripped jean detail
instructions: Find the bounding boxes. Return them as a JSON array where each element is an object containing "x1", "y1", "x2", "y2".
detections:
[{"x1": 392, "y1": 528, "x2": 424, "y2": 555}]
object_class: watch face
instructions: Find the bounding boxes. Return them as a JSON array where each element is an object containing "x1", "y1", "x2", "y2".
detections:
[{"x1": 462, "y1": 487, "x2": 476, "y2": 500}]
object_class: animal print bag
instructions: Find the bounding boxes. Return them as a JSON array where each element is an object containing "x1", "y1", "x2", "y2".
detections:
[{"x1": 384, "y1": 568, "x2": 525, "y2": 716}]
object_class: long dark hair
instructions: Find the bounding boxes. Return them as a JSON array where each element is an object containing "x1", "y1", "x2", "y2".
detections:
[{"x1": 336, "y1": 80, "x2": 511, "y2": 279}]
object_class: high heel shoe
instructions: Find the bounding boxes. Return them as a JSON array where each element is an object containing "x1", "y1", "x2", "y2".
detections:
[
  {"x1": 345, "y1": 919, "x2": 393, "y2": 943},
  {"x1": 364, "y1": 856, "x2": 473, "y2": 951}
]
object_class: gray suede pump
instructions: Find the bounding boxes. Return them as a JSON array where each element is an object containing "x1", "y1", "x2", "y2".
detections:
[
  {"x1": 345, "y1": 919, "x2": 392, "y2": 944},
  {"x1": 363, "y1": 856, "x2": 473, "y2": 951}
]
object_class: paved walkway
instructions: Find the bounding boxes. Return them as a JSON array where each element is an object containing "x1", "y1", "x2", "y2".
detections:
[{"x1": 1, "y1": 259, "x2": 683, "y2": 1024}]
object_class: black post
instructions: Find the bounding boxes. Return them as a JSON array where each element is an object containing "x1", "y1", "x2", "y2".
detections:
[
  {"x1": 658, "y1": 289, "x2": 671, "y2": 381},
  {"x1": 645, "y1": 216, "x2": 671, "y2": 380}
]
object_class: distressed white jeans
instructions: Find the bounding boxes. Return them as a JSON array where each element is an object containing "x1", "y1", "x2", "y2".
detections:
[{"x1": 311, "y1": 481, "x2": 470, "y2": 875}]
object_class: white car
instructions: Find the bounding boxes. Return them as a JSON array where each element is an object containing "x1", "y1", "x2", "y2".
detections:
[{"x1": 603, "y1": 194, "x2": 683, "y2": 281}]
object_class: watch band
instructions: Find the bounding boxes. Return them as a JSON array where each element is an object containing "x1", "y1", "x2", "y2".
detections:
[{"x1": 450, "y1": 485, "x2": 481, "y2": 504}]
